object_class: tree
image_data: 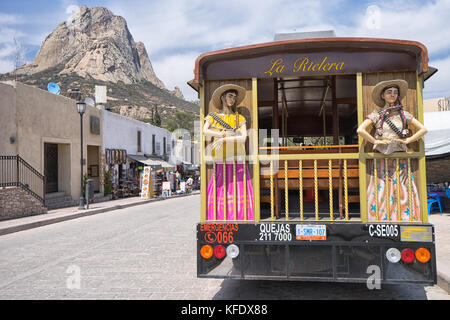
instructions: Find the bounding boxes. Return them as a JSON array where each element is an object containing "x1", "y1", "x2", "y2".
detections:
[
  {"x1": 165, "y1": 111, "x2": 196, "y2": 136},
  {"x1": 152, "y1": 105, "x2": 161, "y2": 127}
]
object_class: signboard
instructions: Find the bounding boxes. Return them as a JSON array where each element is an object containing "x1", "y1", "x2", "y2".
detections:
[
  {"x1": 95, "y1": 85, "x2": 107, "y2": 104},
  {"x1": 162, "y1": 181, "x2": 171, "y2": 191},
  {"x1": 90, "y1": 115, "x2": 100, "y2": 135},
  {"x1": 202, "y1": 50, "x2": 418, "y2": 81},
  {"x1": 141, "y1": 166, "x2": 152, "y2": 199}
]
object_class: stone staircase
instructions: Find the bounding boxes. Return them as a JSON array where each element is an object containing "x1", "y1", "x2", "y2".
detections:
[
  {"x1": 45, "y1": 192, "x2": 113, "y2": 210},
  {"x1": 45, "y1": 192, "x2": 78, "y2": 210}
]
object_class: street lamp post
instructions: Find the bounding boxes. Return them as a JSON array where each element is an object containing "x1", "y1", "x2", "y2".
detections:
[{"x1": 77, "y1": 100, "x2": 86, "y2": 210}]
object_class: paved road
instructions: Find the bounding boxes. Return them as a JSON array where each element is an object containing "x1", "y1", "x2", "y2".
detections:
[{"x1": 0, "y1": 195, "x2": 448, "y2": 300}]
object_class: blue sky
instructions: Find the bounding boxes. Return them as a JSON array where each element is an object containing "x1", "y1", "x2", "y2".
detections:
[{"x1": 1, "y1": 0, "x2": 449, "y2": 101}]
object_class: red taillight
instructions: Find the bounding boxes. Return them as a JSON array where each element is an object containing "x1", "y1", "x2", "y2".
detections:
[
  {"x1": 401, "y1": 249, "x2": 415, "y2": 263},
  {"x1": 214, "y1": 245, "x2": 226, "y2": 259}
]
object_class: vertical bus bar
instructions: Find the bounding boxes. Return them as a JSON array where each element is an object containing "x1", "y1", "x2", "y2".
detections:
[
  {"x1": 385, "y1": 158, "x2": 390, "y2": 222},
  {"x1": 243, "y1": 158, "x2": 247, "y2": 221},
  {"x1": 408, "y1": 158, "x2": 413, "y2": 222},
  {"x1": 284, "y1": 160, "x2": 289, "y2": 220},
  {"x1": 213, "y1": 161, "x2": 217, "y2": 221},
  {"x1": 314, "y1": 159, "x2": 319, "y2": 221},
  {"x1": 329, "y1": 159, "x2": 333, "y2": 221},
  {"x1": 374, "y1": 159, "x2": 379, "y2": 221},
  {"x1": 223, "y1": 161, "x2": 227, "y2": 220},
  {"x1": 252, "y1": 78, "x2": 261, "y2": 222},
  {"x1": 299, "y1": 160, "x2": 304, "y2": 221},
  {"x1": 344, "y1": 159, "x2": 349, "y2": 221},
  {"x1": 233, "y1": 160, "x2": 237, "y2": 220},
  {"x1": 200, "y1": 83, "x2": 207, "y2": 222},
  {"x1": 270, "y1": 160, "x2": 274, "y2": 220},
  {"x1": 416, "y1": 73, "x2": 428, "y2": 223},
  {"x1": 356, "y1": 73, "x2": 368, "y2": 223},
  {"x1": 396, "y1": 159, "x2": 401, "y2": 221}
]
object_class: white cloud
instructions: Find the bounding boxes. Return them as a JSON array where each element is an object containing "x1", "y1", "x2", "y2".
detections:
[
  {"x1": 0, "y1": 56, "x2": 14, "y2": 74},
  {"x1": 345, "y1": 0, "x2": 450, "y2": 56},
  {"x1": 152, "y1": 52, "x2": 201, "y2": 101},
  {"x1": 423, "y1": 56, "x2": 450, "y2": 99},
  {"x1": 66, "y1": 5, "x2": 79, "y2": 16},
  {"x1": 0, "y1": 13, "x2": 22, "y2": 25}
]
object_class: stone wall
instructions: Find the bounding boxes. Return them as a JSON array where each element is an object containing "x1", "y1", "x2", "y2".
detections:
[
  {"x1": 426, "y1": 156, "x2": 450, "y2": 208},
  {"x1": 0, "y1": 187, "x2": 47, "y2": 221},
  {"x1": 426, "y1": 156, "x2": 450, "y2": 184}
]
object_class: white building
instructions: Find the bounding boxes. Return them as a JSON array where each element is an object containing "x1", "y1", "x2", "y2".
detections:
[
  {"x1": 175, "y1": 139, "x2": 200, "y2": 167},
  {"x1": 101, "y1": 109, "x2": 176, "y2": 192}
]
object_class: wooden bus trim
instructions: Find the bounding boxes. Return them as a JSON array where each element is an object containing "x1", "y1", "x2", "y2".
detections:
[{"x1": 200, "y1": 82, "x2": 207, "y2": 222}]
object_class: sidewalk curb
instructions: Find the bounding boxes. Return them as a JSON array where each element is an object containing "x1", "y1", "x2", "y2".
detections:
[
  {"x1": 437, "y1": 272, "x2": 450, "y2": 294},
  {"x1": 0, "y1": 192, "x2": 199, "y2": 237}
]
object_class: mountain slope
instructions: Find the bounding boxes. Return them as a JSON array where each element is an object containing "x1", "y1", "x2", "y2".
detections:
[{"x1": 1, "y1": 5, "x2": 199, "y2": 128}]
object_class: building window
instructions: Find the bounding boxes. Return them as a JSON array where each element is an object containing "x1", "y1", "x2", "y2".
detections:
[
  {"x1": 152, "y1": 134, "x2": 156, "y2": 154},
  {"x1": 137, "y1": 131, "x2": 142, "y2": 153},
  {"x1": 163, "y1": 137, "x2": 167, "y2": 155}
]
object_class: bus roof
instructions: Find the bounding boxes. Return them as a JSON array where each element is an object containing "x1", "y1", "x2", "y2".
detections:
[{"x1": 189, "y1": 37, "x2": 429, "y2": 91}]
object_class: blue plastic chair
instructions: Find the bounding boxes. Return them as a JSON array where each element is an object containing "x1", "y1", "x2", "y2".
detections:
[{"x1": 427, "y1": 193, "x2": 443, "y2": 215}]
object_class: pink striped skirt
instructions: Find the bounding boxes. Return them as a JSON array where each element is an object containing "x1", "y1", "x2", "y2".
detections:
[{"x1": 206, "y1": 162, "x2": 254, "y2": 220}]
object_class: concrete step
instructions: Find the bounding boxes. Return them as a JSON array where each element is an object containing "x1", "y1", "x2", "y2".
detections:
[
  {"x1": 45, "y1": 197, "x2": 74, "y2": 206},
  {"x1": 46, "y1": 200, "x2": 78, "y2": 210},
  {"x1": 45, "y1": 192, "x2": 66, "y2": 200},
  {"x1": 44, "y1": 192, "x2": 78, "y2": 210},
  {"x1": 91, "y1": 195, "x2": 112, "y2": 204}
]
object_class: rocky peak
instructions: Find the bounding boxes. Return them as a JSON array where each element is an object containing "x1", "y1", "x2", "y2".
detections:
[
  {"x1": 172, "y1": 86, "x2": 185, "y2": 100},
  {"x1": 14, "y1": 6, "x2": 166, "y2": 89}
]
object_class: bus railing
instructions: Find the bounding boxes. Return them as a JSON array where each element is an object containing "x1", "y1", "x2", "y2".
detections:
[{"x1": 202, "y1": 150, "x2": 423, "y2": 223}]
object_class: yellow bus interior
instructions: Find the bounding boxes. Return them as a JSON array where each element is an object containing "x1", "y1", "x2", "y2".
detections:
[{"x1": 202, "y1": 71, "x2": 425, "y2": 223}]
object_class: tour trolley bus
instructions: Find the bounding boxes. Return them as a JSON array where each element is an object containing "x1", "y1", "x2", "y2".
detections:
[{"x1": 188, "y1": 37, "x2": 437, "y2": 285}]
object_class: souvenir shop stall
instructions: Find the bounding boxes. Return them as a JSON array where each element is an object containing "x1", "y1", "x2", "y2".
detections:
[{"x1": 105, "y1": 148, "x2": 140, "y2": 198}]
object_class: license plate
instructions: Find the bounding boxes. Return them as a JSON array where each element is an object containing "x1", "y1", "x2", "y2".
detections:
[{"x1": 296, "y1": 224, "x2": 326, "y2": 240}]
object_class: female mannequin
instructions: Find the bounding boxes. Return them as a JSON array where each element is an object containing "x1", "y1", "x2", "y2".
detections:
[{"x1": 203, "y1": 84, "x2": 254, "y2": 220}]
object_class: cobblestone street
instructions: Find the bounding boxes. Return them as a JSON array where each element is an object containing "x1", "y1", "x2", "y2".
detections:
[{"x1": 0, "y1": 195, "x2": 448, "y2": 300}]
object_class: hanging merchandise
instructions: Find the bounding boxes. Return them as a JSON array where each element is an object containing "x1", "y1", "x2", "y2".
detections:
[
  {"x1": 141, "y1": 166, "x2": 152, "y2": 199},
  {"x1": 105, "y1": 149, "x2": 111, "y2": 165},
  {"x1": 118, "y1": 150, "x2": 123, "y2": 164}
]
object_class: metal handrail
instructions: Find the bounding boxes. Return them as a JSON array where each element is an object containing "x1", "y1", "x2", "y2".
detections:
[{"x1": 0, "y1": 155, "x2": 45, "y2": 205}]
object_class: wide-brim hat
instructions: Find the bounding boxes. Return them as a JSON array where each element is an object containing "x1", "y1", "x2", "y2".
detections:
[
  {"x1": 210, "y1": 84, "x2": 247, "y2": 109},
  {"x1": 372, "y1": 79, "x2": 408, "y2": 107}
]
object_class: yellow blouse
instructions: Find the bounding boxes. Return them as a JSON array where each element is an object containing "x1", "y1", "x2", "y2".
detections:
[{"x1": 205, "y1": 112, "x2": 247, "y2": 159}]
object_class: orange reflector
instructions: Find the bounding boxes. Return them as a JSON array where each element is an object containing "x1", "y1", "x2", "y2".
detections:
[
  {"x1": 415, "y1": 248, "x2": 431, "y2": 263},
  {"x1": 200, "y1": 245, "x2": 213, "y2": 259}
]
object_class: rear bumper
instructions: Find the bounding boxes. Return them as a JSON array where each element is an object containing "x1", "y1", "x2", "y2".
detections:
[{"x1": 197, "y1": 222, "x2": 437, "y2": 285}]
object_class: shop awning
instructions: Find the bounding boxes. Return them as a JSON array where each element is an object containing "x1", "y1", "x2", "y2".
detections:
[
  {"x1": 182, "y1": 161, "x2": 199, "y2": 171},
  {"x1": 424, "y1": 111, "x2": 450, "y2": 159},
  {"x1": 160, "y1": 159, "x2": 176, "y2": 172},
  {"x1": 127, "y1": 154, "x2": 175, "y2": 172}
]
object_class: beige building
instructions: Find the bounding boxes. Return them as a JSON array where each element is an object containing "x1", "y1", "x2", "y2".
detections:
[
  {"x1": 423, "y1": 97, "x2": 450, "y2": 112},
  {"x1": 0, "y1": 81, "x2": 103, "y2": 203}
]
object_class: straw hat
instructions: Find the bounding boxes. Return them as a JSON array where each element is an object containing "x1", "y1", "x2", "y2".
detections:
[
  {"x1": 210, "y1": 84, "x2": 247, "y2": 109},
  {"x1": 371, "y1": 79, "x2": 408, "y2": 107}
]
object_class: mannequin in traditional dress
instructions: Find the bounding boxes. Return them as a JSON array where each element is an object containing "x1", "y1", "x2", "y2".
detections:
[
  {"x1": 357, "y1": 79, "x2": 427, "y2": 221},
  {"x1": 203, "y1": 84, "x2": 254, "y2": 220}
]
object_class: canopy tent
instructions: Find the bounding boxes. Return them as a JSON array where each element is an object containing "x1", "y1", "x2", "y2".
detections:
[
  {"x1": 127, "y1": 154, "x2": 176, "y2": 172},
  {"x1": 424, "y1": 111, "x2": 450, "y2": 158},
  {"x1": 181, "y1": 161, "x2": 199, "y2": 172}
]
